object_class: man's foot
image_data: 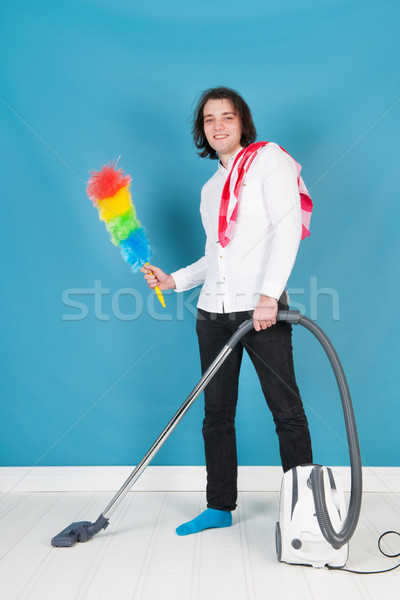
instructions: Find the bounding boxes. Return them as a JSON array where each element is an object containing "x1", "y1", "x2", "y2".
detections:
[{"x1": 176, "y1": 508, "x2": 232, "y2": 536}]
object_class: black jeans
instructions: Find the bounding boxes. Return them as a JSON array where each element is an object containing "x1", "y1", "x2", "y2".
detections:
[{"x1": 196, "y1": 298, "x2": 312, "y2": 512}]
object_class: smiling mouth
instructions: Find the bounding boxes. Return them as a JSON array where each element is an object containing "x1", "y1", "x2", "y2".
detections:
[{"x1": 214, "y1": 134, "x2": 228, "y2": 139}]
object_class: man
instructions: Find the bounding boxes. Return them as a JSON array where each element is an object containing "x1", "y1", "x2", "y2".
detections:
[{"x1": 141, "y1": 86, "x2": 312, "y2": 535}]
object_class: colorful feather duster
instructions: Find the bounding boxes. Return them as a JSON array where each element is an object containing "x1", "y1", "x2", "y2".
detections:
[{"x1": 86, "y1": 162, "x2": 165, "y2": 307}]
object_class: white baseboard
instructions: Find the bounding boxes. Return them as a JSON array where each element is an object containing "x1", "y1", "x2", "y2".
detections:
[{"x1": 0, "y1": 466, "x2": 398, "y2": 494}]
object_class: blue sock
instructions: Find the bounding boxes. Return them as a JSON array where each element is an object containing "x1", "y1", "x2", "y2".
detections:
[{"x1": 176, "y1": 508, "x2": 232, "y2": 536}]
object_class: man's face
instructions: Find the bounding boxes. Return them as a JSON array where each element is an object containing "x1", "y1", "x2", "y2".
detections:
[{"x1": 203, "y1": 98, "x2": 242, "y2": 158}]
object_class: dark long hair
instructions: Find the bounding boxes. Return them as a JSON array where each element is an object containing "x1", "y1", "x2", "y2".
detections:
[{"x1": 192, "y1": 86, "x2": 257, "y2": 160}]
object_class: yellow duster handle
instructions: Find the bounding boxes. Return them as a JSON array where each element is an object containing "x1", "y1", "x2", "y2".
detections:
[{"x1": 145, "y1": 262, "x2": 165, "y2": 308}]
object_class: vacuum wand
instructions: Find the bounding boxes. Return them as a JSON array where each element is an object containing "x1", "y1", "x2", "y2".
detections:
[{"x1": 52, "y1": 311, "x2": 281, "y2": 547}]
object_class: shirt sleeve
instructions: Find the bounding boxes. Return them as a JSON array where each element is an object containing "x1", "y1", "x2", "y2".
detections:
[
  {"x1": 259, "y1": 145, "x2": 302, "y2": 300},
  {"x1": 170, "y1": 207, "x2": 212, "y2": 292}
]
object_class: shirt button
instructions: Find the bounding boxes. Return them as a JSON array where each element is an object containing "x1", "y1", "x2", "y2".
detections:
[
  {"x1": 220, "y1": 255, "x2": 223, "y2": 259},
  {"x1": 222, "y1": 276, "x2": 226, "y2": 280}
]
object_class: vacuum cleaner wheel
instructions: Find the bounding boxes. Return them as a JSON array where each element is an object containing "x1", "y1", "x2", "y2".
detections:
[{"x1": 275, "y1": 521, "x2": 282, "y2": 562}]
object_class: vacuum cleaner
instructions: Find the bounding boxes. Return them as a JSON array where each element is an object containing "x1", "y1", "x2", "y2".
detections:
[{"x1": 51, "y1": 310, "x2": 362, "y2": 571}]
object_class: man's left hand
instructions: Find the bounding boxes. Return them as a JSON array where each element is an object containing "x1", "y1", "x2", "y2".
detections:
[{"x1": 253, "y1": 295, "x2": 278, "y2": 331}]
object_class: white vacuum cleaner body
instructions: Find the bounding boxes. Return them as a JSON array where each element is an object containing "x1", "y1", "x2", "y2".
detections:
[{"x1": 276, "y1": 464, "x2": 349, "y2": 568}]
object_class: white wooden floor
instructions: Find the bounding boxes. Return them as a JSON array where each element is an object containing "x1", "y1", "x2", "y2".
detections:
[{"x1": 0, "y1": 491, "x2": 398, "y2": 600}]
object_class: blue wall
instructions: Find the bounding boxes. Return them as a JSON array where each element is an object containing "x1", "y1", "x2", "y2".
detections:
[{"x1": 1, "y1": 0, "x2": 399, "y2": 468}]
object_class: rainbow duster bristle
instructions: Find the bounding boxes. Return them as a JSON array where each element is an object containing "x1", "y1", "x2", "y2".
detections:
[{"x1": 86, "y1": 162, "x2": 151, "y2": 271}]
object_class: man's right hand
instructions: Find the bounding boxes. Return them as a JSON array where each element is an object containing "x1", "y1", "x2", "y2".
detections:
[{"x1": 140, "y1": 264, "x2": 176, "y2": 291}]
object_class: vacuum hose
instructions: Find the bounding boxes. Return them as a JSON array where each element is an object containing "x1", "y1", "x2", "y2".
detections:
[
  {"x1": 229, "y1": 309, "x2": 362, "y2": 549},
  {"x1": 295, "y1": 314, "x2": 362, "y2": 550}
]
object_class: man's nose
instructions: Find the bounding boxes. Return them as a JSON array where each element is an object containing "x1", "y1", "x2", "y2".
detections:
[{"x1": 214, "y1": 119, "x2": 225, "y2": 130}]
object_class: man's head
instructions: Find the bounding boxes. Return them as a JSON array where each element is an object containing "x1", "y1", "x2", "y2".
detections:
[{"x1": 192, "y1": 87, "x2": 257, "y2": 160}]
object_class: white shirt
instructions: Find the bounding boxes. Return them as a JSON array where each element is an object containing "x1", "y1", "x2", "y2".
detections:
[{"x1": 171, "y1": 143, "x2": 302, "y2": 313}]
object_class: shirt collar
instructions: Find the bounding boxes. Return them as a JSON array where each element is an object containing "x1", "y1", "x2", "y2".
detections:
[{"x1": 218, "y1": 146, "x2": 243, "y2": 174}]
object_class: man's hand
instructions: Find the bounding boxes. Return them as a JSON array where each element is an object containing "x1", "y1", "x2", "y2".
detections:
[
  {"x1": 140, "y1": 264, "x2": 176, "y2": 291},
  {"x1": 253, "y1": 295, "x2": 278, "y2": 331}
]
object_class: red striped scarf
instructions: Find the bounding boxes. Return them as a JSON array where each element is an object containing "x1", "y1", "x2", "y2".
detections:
[{"x1": 218, "y1": 142, "x2": 313, "y2": 247}]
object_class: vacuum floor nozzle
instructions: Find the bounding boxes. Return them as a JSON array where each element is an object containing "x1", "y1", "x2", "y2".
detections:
[
  {"x1": 51, "y1": 514, "x2": 109, "y2": 547},
  {"x1": 51, "y1": 521, "x2": 91, "y2": 547}
]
